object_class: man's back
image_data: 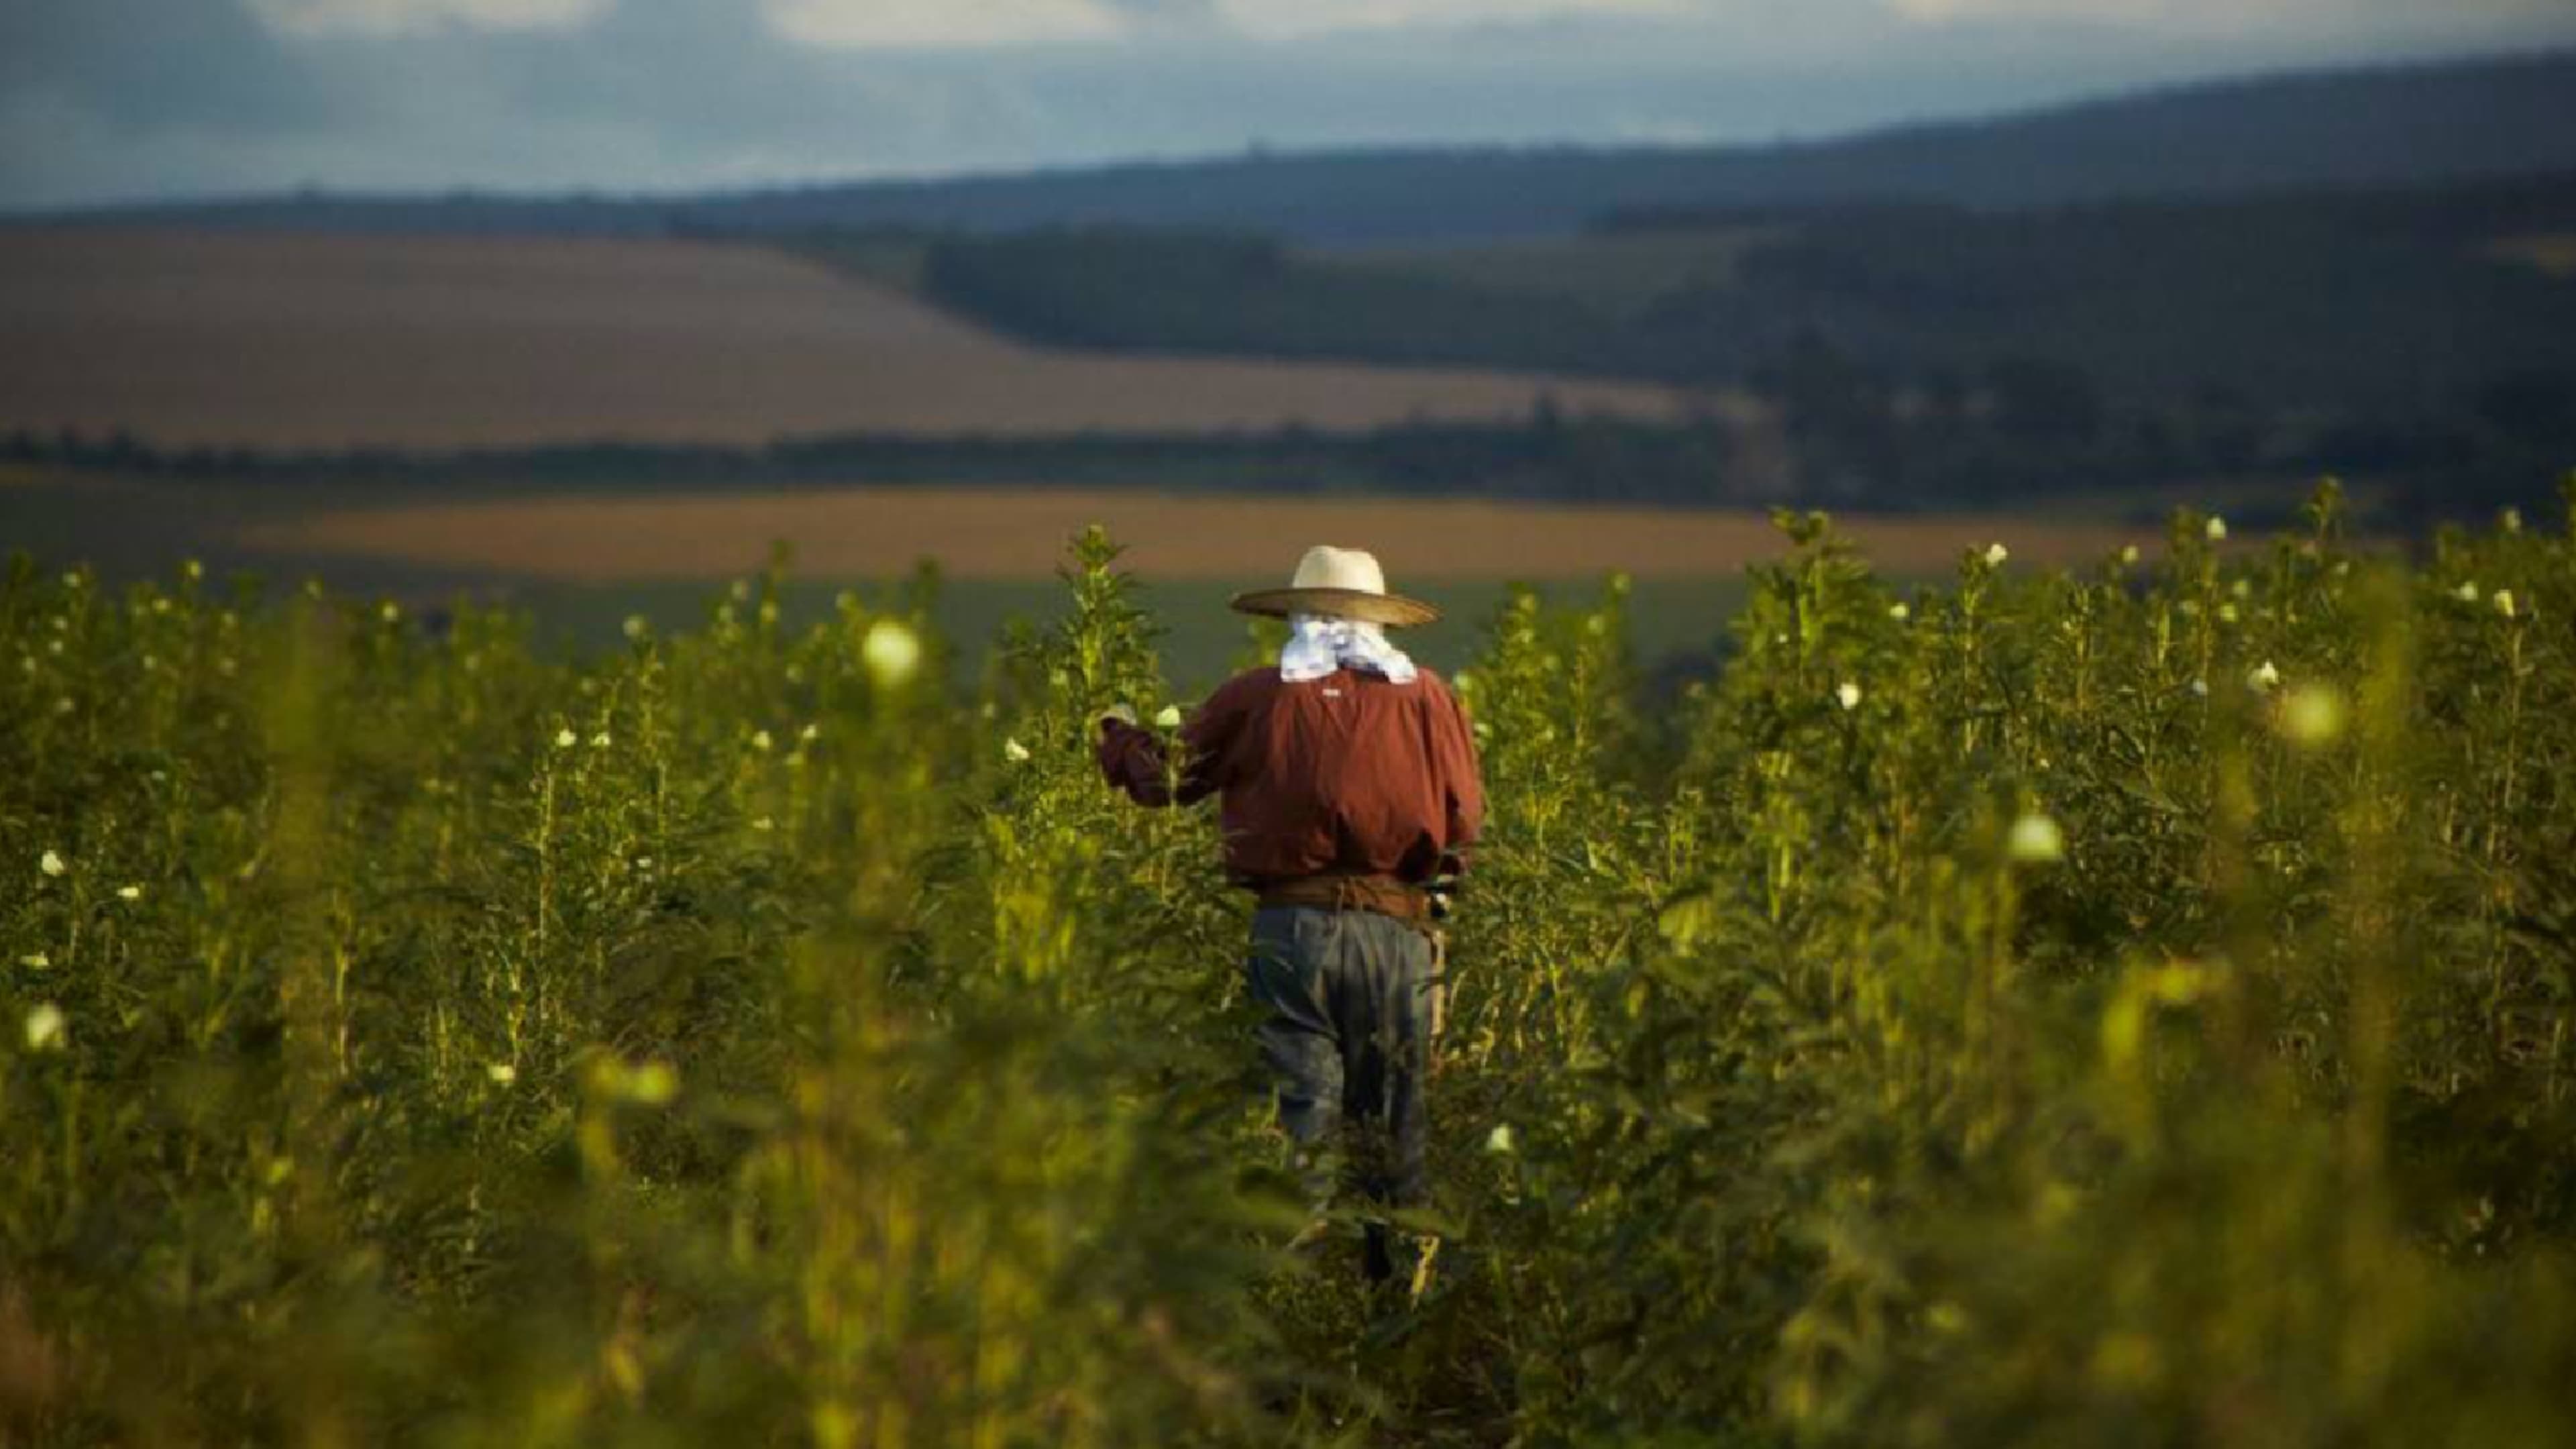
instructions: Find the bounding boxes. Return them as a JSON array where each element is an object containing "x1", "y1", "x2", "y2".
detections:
[{"x1": 1097, "y1": 664, "x2": 1483, "y2": 888}]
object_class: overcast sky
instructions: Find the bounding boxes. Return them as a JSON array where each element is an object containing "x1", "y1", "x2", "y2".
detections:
[{"x1": 3, "y1": 0, "x2": 2571, "y2": 210}]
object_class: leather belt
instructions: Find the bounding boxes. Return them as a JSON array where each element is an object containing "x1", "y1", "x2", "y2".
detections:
[{"x1": 1255, "y1": 873, "x2": 1432, "y2": 922}]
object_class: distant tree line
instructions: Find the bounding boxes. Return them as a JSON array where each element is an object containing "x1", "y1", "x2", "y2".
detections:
[
  {"x1": 11, "y1": 392, "x2": 2567, "y2": 527},
  {"x1": 909, "y1": 173, "x2": 2576, "y2": 407},
  {"x1": 868, "y1": 171, "x2": 2576, "y2": 520}
]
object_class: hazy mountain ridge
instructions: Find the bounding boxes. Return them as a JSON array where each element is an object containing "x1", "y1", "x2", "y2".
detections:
[{"x1": 25, "y1": 49, "x2": 2576, "y2": 246}]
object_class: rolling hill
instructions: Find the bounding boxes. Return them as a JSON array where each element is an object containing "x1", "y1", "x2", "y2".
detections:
[{"x1": 27, "y1": 49, "x2": 2576, "y2": 247}]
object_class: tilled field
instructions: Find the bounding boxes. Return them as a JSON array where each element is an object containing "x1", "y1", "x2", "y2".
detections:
[{"x1": 0, "y1": 229, "x2": 1690, "y2": 449}]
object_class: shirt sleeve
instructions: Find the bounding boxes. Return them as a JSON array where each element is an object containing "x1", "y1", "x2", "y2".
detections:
[
  {"x1": 1432, "y1": 676, "x2": 1485, "y2": 876},
  {"x1": 1095, "y1": 676, "x2": 1252, "y2": 808}
]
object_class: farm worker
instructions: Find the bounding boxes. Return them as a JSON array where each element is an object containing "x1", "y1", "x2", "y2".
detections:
[{"x1": 1096, "y1": 545, "x2": 1484, "y2": 1283}]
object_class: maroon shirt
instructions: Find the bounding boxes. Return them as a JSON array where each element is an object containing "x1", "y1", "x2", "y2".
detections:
[{"x1": 1097, "y1": 665, "x2": 1485, "y2": 888}]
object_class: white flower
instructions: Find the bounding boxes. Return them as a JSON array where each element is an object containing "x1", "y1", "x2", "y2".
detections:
[
  {"x1": 2205, "y1": 516, "x2": 2228, "y2": 542},
  {"x1": 589, "y1": 731, "x2": 612, "y2": 749},
  {"x1": 24, "y1": 1003, "x2": 65, "y2": 1053},
  {"x1": 2493, "y1": 589, "x2": 2517, "y2": 620},
  {"x1": 1003, "y1": 738, "x2": 1032, "y2": 763},
  {"x1": 39, "y1": 850, "x2": 65, "y2": 878},
  {"x1": 861, "y1": 618, "x2": 923, "y2": 690},
  {"x1": 1984, "y1": 542, "x2": 2009, "y2": 567},
  {"x1": 622, "y1": 614, "x2": 649, "y2": 641},
  {"x1": 2006, "y1": 812, "x2": 2065, "y2": 865},
  {"x1": 116, "y1": 884, "x2": 141, "y2": 902},
  {"x1": 729, "y1": 579, "x2": 752, "y2": 603},
  {"x1": 751, "y1": 816, "x2": 775, "y2": 833},
  {"x1": 2247, "y1": 659, "x2": 2280, "y2": 692},
  {"x1": 553, "y1": 727, "x2": 576, "y2": 750},
  {"x1": 18, "y1": 953, "x2": 50, "y2": 970},
  {"x1": 2218, "y1": 603, "x2": 2239, "y2": 625},
  {"x1": 614, "y1": 1061, "x2": 678, "y2": 1106},
  {"x1": 1485, "y1": 1124, "x2": 1516, "y2": 1155},
  {"x1": 380, "y1": 602, "x2": 400, "y2": 623},
  {"x1": 2502, "y1": 508, "x2": 2524, "y2": 534},
  {"x1": 2455, "y1": 580, "x2": 2480, "y2": 603},
  {"x1": 487, "y1": 1063, "x2": 517, "y2": 1085},
  {"x1": 1888, "y1": 602, "x2": 1911, "y2": 622},
  {"x1": 2230, "y1": 578, "x2": 2251, "y2": 600},
  {"x1": 1155, "y1": 704, "x2": 1184, "y2": 730},
  {"x1": 2189, "y1": 678, "x2": 2209, "y2": 698},
  {"x1": 1836, "y1": 682, "x2": 1862, "y2": 711},
  {"x1": 2118, "y1": 545, "x2": 2141, "y2": 566},
  {"x1": 751, "y1": 730, "x2": 773, "y2": 752},
  {"x1": 799, "y1": 722, "x2": 820, "y2": 743},
  {"x1": 2279, "y1": 685, "x2": 2345, "y2": 747}
]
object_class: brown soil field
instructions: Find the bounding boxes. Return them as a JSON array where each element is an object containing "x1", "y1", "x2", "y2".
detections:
[
  {"x1": 0, "y1": 230, "x2": 1699, "y2": 451},
  {"x1": 242, "y1": 485, "x2": 2160, "y2": 584}
]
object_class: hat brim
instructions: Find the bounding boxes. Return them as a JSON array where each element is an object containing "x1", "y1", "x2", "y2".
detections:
[{"x1": 1229, "y1": 587, "x2": 1440, "y2": 629}]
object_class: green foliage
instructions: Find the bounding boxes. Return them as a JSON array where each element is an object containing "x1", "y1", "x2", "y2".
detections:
[{"x1": 4, "y1": 494, "x2": 2574, "y2": 1444}]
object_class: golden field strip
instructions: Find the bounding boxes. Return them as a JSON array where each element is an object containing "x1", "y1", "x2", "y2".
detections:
[
  {"x1": 242, "y1": 485, "x2": 2161, "y2": 584},
  {"x1": 0, "y1": 230, "x2": 1695, "y2": 450}
]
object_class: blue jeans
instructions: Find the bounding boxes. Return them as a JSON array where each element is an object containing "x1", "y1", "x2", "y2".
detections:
[{"x1": 1246, "y1": 906, "x2": 1438, "y2": 1213}]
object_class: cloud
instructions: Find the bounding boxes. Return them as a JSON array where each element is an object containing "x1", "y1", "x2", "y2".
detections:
[
  {"x1": 1211, "y1": 0, "x2": 1687, "y2": 42},
  {"x1": 762, "y1": 0, "x2": 1131, "y2": 50},
  {"x1": 1, "y1": 0, "x2": 339, "y2": 136},
  {"x1": 756, "y1": 0, "x2": 1694, "y2": 50},
  {"x1": 247, "y1": 0, "x2": 614, "y2": 38}
]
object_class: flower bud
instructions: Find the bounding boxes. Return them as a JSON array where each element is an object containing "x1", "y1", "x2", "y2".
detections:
[
  {"x1": 2006, "y1": 812, "x2": 2065, "y2": 865},
  {"x1": 861, "y1": 618, "x2": 923, "y2": 690},
  {"x1": 2279, "y1": 684, "x2": 2345, "y2": 747}
]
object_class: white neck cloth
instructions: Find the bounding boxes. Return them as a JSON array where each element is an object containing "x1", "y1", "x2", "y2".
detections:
[{"x1": 1279, "y1": 612, "x2": 1417, "y2": 684}]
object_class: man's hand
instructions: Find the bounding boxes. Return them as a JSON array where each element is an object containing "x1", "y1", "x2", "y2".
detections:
[{"x1": 1099, "y1": 702, "x2": 1140, "y2": 731}]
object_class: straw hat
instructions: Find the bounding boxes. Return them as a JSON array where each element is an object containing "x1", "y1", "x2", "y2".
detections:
[{"x1": 1230, "y1": 545, "x2": 1440, "y2": 629}]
